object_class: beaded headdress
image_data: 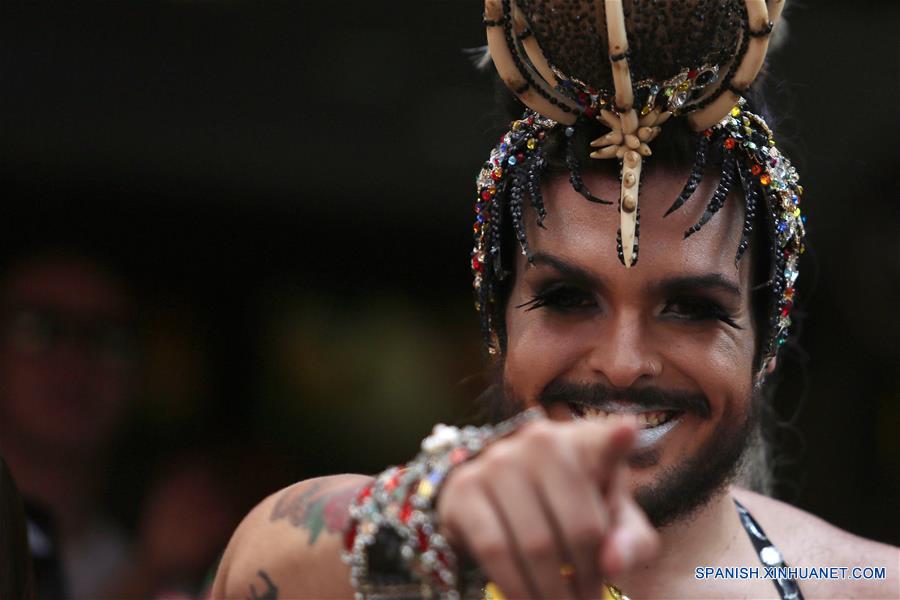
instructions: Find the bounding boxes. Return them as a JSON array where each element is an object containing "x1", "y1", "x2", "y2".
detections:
[{"x1": 470, "y1": 0, "x2": 805, "y2": 367}]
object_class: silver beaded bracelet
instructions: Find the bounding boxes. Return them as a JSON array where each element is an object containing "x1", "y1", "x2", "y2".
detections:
[{"x1": 343, "y1": 408, "x2": 543, "y2": 600}]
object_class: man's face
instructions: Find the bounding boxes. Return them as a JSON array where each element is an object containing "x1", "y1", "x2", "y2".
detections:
[
  {"x1": 503, "y1": 166, "x2": 758, "y2": 525},
  {"x1": 0, "y1": 258, "x2": 136, "y2": 455}
]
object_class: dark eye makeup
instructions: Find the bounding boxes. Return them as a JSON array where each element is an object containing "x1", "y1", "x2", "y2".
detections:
[
  {"x1": 661, "y1": 296, "x2": 742, "y2": 329},
  {"x1": 517, "y1": 281, "x2": 742, "y2": 329},
  {"x1": 516, "y1": 282, "x2": 595, "y2": 313}
]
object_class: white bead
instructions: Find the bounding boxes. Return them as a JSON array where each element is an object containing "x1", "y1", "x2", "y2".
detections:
[{"x1": 760, "y1": 545, "x2": 782, "y2": 566}]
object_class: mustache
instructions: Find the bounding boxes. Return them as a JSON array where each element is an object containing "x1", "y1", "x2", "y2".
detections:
[{"x1": 539, "y1": 380, "x2": 711, "y2": 419}]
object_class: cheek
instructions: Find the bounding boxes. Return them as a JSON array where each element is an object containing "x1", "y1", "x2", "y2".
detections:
[
  {"x1": 503, "y1": 307, "x2": 585, "y2": 403},
  {"x1": 662, "y1": 328, "x2": 755, "y2": 417}
]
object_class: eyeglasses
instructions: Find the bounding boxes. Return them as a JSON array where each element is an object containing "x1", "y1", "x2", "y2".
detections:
[{"x1": 1, "y1": 306, "x2": 137, "y2": 370}]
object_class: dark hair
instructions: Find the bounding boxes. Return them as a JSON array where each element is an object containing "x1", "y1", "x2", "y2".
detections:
[{"x1": 0, "y1": 457, "x2": 34, "y2": 600}]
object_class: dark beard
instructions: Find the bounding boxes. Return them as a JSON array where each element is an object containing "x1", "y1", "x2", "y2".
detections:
[
  {"x1": 478, "y1": 371, "x2": 759, "y2": 528},
  {"x1": 632, "y1": 393, "x2": 756, "y2": 527}
]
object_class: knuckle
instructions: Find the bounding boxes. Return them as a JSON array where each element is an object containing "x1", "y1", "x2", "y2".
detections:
[
  {"x1": 522, "y1": 419, "x2": 556, "y2": 443},
  {"x1": 571, "y1": 519, "x2": 605, "y2": 548},
  {"x1": 441, "y1": 464, "x2": 480, "y2": 499},
  {"x1": 520, "y1": 420, "x2": 563, "y2": 453},
  {"x1": 520, "y1": 535, "x2": 555, "y2": 561},
  {"x1": 442, "y1": 467, "x2": 469, "y2": 494},
  {"x1": 472, "y1": 536, "x2": 507, "y2": 563},
  {"x1": 482, "y1": 442, "x2": 519, "y2": 471}
]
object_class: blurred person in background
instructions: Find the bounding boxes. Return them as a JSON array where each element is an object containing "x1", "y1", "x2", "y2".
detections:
[
  {"x1": 0, "y1": 250, "x2": 138, "y2": 599},
  {"x1": 0, "y1": 455, "x2": 34, "y2": 600},
  {"x1": 103, "y1": 450, "x2": 245, "y2": 599}
]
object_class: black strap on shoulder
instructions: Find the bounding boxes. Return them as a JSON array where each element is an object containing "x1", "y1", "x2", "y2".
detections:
[{"x1": 734, "y1": 499, "x2": 804, "y2": 600}]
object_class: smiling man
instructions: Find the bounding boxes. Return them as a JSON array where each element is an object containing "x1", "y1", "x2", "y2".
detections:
[
  {"x1": 502, "y1": 169, "x2": 763, "y2": 534},
  {"x1": 212, "y1": 1, "x2": 898, "y2": 598}
]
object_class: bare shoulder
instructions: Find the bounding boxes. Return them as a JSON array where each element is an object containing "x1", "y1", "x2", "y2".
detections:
[
  {"x1": 211, "y1": 473, "x2": 372, "y2": 600},
  {"x1": 732, "y1": 487, "x2": 899, "y2": 599}
]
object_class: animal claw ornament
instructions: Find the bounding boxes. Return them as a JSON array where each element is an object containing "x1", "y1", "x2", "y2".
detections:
[{"x1": 483, "y1": 0, "x2": 784, "y2": 267}]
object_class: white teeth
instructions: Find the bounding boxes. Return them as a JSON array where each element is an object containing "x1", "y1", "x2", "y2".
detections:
[
  {"x1": 567, "y1": 404, "x2": 683, "y2": 449},
  {"x1": 578, "y1": 407, "x2": 609, "y2": 419},
  {"x1": 571, "y1": 406, "x2": 673, "y2": 430}
]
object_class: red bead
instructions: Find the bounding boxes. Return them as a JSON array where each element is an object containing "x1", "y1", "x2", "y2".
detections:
[
  {"x1": 724, "y1": 137, "x2": 736, "y2": 150},
  {"x1": 356, "y1": 484, "x2": 372, "y2": 503},
  {"x1": 400, "y1": 498, "x2": 413, "y2": 524},
  {"x1": 526, "y1": 116, "x2": 534, "y2": 125},
  {"x1": 450, "y1": 447, "x2": 469, "y2": 465},
  {"x1": 751, "y1": 164, "x2": 762, "y2": 176},
  {"x1": 491, "y1": 169, "x2": 502, "y2": 181},
  {"x1": 472, "y1": 256, "x2": 483, "y2": 272},
  {"x1": 384, "y1": 472, "x2": 401, "y2": 493},
  {"x1": 417, "y1": 527, "x2": 429, "y2": 551},
  {"x1": 780, "y1": 302, "x2": 793, "y2": 318},
  {"x1": 516, "y1": 152, "x2": 524, "y2": 161},
  {"x1": 688, "y1": 69, "x2": 698, "y2": 79},
  {"x1": 344, "y1": 520, "x2": 358, "y2": 551},
  {"x1": 704, "y1": 129, "x2": 713, "y2": 138},
  {"x1": 481, "y1": 190, "x2": 491, "y2": 201}
]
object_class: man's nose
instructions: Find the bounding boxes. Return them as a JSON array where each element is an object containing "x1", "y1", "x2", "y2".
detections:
[{"x1": 583, "y1": 310, "x2": 662, "y2": 388}]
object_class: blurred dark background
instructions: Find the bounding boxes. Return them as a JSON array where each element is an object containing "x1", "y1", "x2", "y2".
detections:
[{"x1": 0, "y1": 1, "x2": 897, "y2": 597}]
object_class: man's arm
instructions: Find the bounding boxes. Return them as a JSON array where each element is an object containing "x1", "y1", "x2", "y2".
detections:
[
  {"x1": 211, "y1": 474, "x2": 372, "y2": 599},
  {"x1": 214, "y1": 418, "x2": 657, "y2": 599}
]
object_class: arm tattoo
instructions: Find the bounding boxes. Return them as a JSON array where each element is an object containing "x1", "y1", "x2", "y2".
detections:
[
  {"x1": 246, "y1": 569, "x2": 278, "y2": 600},
  {"x1": 270, "y1": 480, "x2": 364, "y2": 545}
]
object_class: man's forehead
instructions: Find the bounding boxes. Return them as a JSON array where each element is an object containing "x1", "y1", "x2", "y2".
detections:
[{"x1": 529, "y1": 168, "x2": 748, "y2": 282}]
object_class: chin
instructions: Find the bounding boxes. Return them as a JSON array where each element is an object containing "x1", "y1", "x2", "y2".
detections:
[{"x1": 631, "y1": 413, "x2": 754, "y2": 527}]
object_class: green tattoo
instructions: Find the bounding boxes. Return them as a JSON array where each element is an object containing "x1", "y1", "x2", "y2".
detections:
[
  {"x1": 270, "y1": 480, "x2": 362, "y2": 545},
  {"x1": 246, "y1": 569, "x2": 278, "y2": 600}
]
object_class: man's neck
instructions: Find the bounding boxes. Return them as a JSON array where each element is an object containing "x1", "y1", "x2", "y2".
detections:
[{"x1": 611, "y1": 486, "x2": 746, "y2": 598}]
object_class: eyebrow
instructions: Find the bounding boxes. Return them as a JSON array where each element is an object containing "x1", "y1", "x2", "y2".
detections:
[
  {"x1": 528, "y1": 252, "x2": 741, "y2": 298},
  {"x1": 529, "y1": 252, "x2": 607, "y2": 290},
  {"x1": 652, "y1": 274, "x2": 742, "y2": 298}
]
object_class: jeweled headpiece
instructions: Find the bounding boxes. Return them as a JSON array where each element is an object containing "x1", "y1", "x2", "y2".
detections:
[{"x1": 471, "y1": 0, "x2": 805, "y2": 367}]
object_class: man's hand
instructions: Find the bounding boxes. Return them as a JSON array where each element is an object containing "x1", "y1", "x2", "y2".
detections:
[{"x1": 437, "y1": 416, "x2": 659, "y2": 599}]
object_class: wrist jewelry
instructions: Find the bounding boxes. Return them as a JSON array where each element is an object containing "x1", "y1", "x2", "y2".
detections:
[{"x1": 343, "y1": 409, "x2": 542, "y2": 600}]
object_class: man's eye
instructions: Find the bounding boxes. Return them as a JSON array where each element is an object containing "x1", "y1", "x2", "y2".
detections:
[
  {"x1": 663, "y1": 297, "x2": 741, "y2": 329},
  {"x1": 518, "y1": 285, "x2": 595, "y2": 312}
]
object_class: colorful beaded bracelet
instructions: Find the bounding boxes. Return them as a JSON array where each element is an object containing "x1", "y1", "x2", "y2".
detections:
[{"x1": 343, "y1": 409, "x2": 543, "y2": 599}]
